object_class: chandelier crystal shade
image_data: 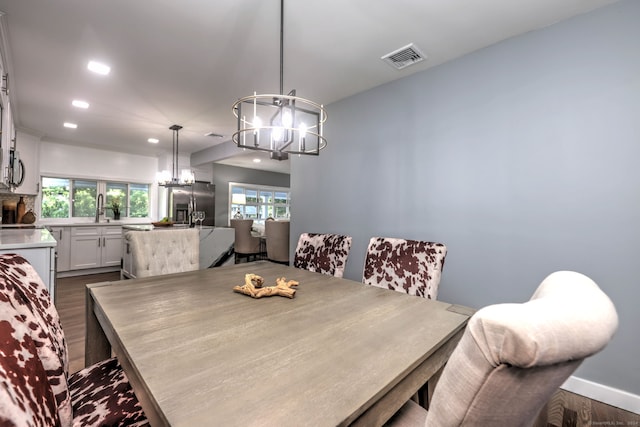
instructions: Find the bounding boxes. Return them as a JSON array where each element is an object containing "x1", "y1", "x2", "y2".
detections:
[
  {"x1": 157, "y1": 124, "x2": 195, "y2": 187},
  {"x1": 232, "y1": 0, "x2": 327, "y2": 161}
]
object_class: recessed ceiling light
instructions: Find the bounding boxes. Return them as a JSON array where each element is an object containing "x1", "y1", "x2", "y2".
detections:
[
  {"x1": 72, "y1": 100, "x2": 89, "y2": 109},
  {"x1": 87, "y1": 60, "x2": 110, "y2": 75},
  {"x1": 253, "y1": 158, "x2": 262, "y2": 163},
  {"x1": 148, "y1": 138, "x2": 159, "y2": 144},
  {"x1": 63, "y1": 122, "x2": 78, "y2": 129}
]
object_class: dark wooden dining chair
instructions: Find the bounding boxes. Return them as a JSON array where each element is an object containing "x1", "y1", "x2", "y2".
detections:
[
  {"x1": 265, "y1": 220, "x2": 290, "y2": 264},
  {"x1": 362, "y1": 237, "x2": 447, "y2": 300},
  {"x1": 0, "y1": 254, "x2": 148, "y2": 427},
  {"x1": 385, "y1": 271, "x2": 618, "y2": 427},
  {"x1": 230, "y1": 219, "x2": 262, "y2": 263},
  {"x1": 293, "y1": 232, "x2": 353, "y2": 278}
]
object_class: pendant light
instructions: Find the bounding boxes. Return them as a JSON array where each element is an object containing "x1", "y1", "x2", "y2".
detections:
[
  {"x1": 231, "y1": 0, "x2": 327, "y2": 161},
  {"x1": 157, "y1": 124, "x2": 195, "y2": 187}
]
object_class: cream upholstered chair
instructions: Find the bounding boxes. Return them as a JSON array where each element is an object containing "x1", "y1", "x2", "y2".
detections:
[
  {"x1": 293, "y1": 233, "x2": 353, "y2": 278},
  {"x1": 363, "y1": 237, "x2": 447, "y2": 300},
  {"x1": 265, "y1": 220, "x2": 290, "y2": 264},
  {"x1": 385, "y1": 271, "x2": 619, "y2": 427},
  {"x1": 230, "y1": 219, "x2": 262, "y2": 263},
  {"x1": 127, "y1": 228, "x2": 199, "y2": 277},
  {"x1": 0, "y1": 254, "x2": 147, "y2": 426}
]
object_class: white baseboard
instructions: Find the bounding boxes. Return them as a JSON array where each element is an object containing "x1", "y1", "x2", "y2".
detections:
[{"x1": 562, "y1": 376, "x2": 640, "y2": 414}]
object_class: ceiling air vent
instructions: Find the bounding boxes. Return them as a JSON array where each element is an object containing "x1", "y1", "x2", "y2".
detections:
[{"x1": 381, "y1": 43, "x2": 426, "y2": 70}]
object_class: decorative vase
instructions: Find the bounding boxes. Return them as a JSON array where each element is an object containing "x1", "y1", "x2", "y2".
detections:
[{"x1": 17, "y1": 196, "x2": 26, "y2": 223}]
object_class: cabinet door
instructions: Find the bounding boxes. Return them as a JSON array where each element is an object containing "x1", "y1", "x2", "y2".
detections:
[
  {"x1": 49, "y1": 227, "x2": 71, "y2": 272},
  {"x1": 101, "y1": 234, "x2": 122, "y2": 267},
  {"x1": 70, "y1": 227, "x2": 101, "y2": 270},
  {"x1": 69, "y1": 235, "x2": 101, "y2": 269},
  {"x1": 100, "y1": 226, "x2": 122, "y2": 267}
]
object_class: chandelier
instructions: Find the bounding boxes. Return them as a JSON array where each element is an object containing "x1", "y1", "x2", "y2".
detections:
[
  {"x1": 157, "y1": 124, "x2": 195, "y2": 187},
  {"x1": 232, "y1": 0, "x2": 327, "y2": 161}
]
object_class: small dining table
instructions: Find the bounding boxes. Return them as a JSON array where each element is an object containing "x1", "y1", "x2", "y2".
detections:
[{"x1": 85, "y1": 261, "x2": 471, "y2": 427}]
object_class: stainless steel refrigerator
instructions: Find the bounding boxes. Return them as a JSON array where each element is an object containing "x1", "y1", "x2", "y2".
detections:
[{"x1": 168, "y1": 181, "x2": 215, "y2": 226}]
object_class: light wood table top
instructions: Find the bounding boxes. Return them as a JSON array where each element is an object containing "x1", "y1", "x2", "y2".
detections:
[{"x1": 86, "y1": 261, "x2": 470, "y2": 427}]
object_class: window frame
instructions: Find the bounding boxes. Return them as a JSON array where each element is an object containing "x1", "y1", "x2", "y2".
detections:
[
  {"x1": 229, "y1": 182, "x2": 290, "y2": 224},
  {"x1": 40, "y1": 175, "x2": 151, "y2": 221}
]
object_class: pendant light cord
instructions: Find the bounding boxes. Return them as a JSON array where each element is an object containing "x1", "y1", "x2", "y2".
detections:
[{"x1": 279, "y1": 0, "x2": 284, "y2": 96}]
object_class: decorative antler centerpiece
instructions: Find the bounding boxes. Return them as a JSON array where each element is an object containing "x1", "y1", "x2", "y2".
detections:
[{"x1": 233, "y1": 273, "x2": 299, "y2": 299}]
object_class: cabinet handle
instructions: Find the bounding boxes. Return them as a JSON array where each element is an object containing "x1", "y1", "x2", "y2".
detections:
[
  {"x1": 103, "y1": 237, "x2": 106, "y2": 246},
  {"x1": 126, "y1": 243, "x2": 130, "y2": 254},
  {"x1": 98, "y1": 238, "x2": 101, "y2": 247}
]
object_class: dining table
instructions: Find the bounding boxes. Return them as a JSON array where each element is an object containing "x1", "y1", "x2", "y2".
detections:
[{"x1": 85, "y1": 261, "x2": 472, "y2": 427}]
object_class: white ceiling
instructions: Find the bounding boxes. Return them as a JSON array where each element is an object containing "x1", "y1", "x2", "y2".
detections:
[{"x1": 0, "y1": 0, "x2": 618, "y2": 174}]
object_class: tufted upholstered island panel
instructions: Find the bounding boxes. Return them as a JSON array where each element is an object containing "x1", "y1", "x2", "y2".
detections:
[{"x1": 126, "y1": 228, "x2": 199, "y2": 278}]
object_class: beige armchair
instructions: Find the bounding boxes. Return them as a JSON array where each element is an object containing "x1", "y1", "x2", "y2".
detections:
[
  {"x1": 265, "y1": 220, "x2": 290, "y2": 264},
  {"x1": 386, "y1": 270, "x2": 618, "y2": 427},
  {"x1": 127, "y1": 228, "x2": 199, "y2": 277},
  {"x1": 230, "y1": 219, "x2": 262, "y2": 263}
]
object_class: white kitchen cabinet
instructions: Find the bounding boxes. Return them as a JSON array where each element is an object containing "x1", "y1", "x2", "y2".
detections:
[
  {"x1": 69, "y1": 226, "x2": 122, "y2": 270},
  {"x1": 101, "y1": 226, "x2": 123, "y2": 267},
  {"x1": 48, "y1": 226, "x2": 71, "y2": 272},
  {"x1": 0, "y1": 229, "x2": 57, "y2": 302}
]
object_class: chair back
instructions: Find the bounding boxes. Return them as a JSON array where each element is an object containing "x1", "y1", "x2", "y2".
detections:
[
  {"x1": 0, "y1": 253, "x2": 73, "y2": 425},
  {"x1": 265, "y1": 220, "x2": 290, "y2": 263},
  {"x1": 293, "y1": 233, "x2": 353, "y2": 278},
  {"x1": 230, "y1": 219, "x2": 261, "y2": 255},
  {"x1": 425, "y1": 271, "x2": 618, "y2": 427},
  {"x1": 0, "y1": 305, "x2": 61, "y2": 426},
  {"x1": 0, "y1": 254, "x2": 147, "y2": 426},
  {"x1": 127, "y1": 228, "x2": 199, "y2": 278},
  {"x1": 362, "y1": 237, "x2": 447, "y2": 300}
]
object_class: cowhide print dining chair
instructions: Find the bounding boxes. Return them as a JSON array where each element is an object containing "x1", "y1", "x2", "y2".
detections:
[
  {"x1": 293, "y1": 233, "x2": 353, "y2": 278},
  {"x1": 0, "y1": 253, "x2": 148, "y2": 427},
  {"x1": 385, "y1": 271, "x2": 618, "y2": 427},
  {"x1": 362, "y1": 237, "x2": 447, "y2": 300}
]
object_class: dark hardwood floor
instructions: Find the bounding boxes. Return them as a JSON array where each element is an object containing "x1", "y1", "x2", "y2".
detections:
[
  {"x1": 56, "y1": 271, "x2": 120, "y2": 374},
  {"x1": 56, "y1": 273, "x2": 639, "y2": 424}
]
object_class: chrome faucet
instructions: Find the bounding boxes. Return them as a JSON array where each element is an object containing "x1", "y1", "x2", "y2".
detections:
[{"x1": 95, "y1": 193, "x2": 104, "y2": 223}]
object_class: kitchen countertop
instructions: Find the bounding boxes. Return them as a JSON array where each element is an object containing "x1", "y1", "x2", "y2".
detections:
[
  {"x1": 39, "y1": 221, "x2": 152, "y2": 227},
  {"x1": 0, "y1": 228, "x2": 57, "y2": 250}
]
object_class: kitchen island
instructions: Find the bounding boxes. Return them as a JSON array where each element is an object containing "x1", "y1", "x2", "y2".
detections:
[
  {"x1": 0, "y1": 227, "x2": 57, "y2": 301},
  {"x1": 121, "y1": 225, "x2": 234, "y2": 279}
]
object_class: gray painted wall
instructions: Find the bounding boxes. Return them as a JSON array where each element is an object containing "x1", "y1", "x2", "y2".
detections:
[
  {"x1": 290, "y1": 0, "x2": 639, "y2": 396},
  {"x1": 211, "y1": 163, "x2": 290, "y2": 226}
]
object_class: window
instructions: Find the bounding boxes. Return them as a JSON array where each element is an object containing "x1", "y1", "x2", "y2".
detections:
[
  {"x1": 41, "y1": 176, "x2": 150, "y2": 220},
  {"x1": 230, "y1": 183, "x2": 290, "y2": 222}
]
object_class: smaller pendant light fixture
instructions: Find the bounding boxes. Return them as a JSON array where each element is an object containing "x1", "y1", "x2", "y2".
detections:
[
  {"x1": 157, "y1": 124, "x2": 195, "y2": 187},
  {"x1": 232, "y1": 0, "x2": 327, "y2": 161}
]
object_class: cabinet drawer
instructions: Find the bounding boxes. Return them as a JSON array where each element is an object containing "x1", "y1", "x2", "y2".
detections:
[{"x1": 71, "y1": 227, "x2": 100, "y2": 237}]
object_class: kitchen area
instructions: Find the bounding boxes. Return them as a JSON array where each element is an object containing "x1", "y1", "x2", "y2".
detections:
[{"x1": 0, "y1": 181, "x2": 235, "y2": 303}]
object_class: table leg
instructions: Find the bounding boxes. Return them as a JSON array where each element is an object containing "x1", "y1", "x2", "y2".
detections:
[{"x1": 84, "y1": 283, "x2": 111, "y2": 367}]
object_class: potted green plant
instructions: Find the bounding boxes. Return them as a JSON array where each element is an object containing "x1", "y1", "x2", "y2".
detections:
[{"x1": 111, "y1": 198, "x2": 121, "y2": 220}]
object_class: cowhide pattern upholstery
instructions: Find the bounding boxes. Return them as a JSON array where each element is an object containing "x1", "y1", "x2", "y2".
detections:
[
  {"x1": 293, "y1": 233, "x2": 353, "y2": 278},
  {"x1": 0, "y1": 253, "x2": 72, "y2": 425},
  {"x1": 1, "y1": 310, "x2": 60, "y2": 427},
  {"x1": 362, "y1": 237, "x2": 447, "y2": 300},
  {"x1": 69, "y1": 358, "x2": 147, "y2": 427},
  {"x1": 0, "y1": 253, "x2": 147, "y2": 427}
]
